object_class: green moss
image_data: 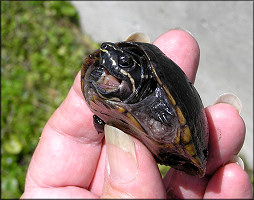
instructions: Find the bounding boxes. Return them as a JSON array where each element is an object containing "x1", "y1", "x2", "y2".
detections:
[{"x1": 1, "y1": 1, "x2": 98, "y2": 198}]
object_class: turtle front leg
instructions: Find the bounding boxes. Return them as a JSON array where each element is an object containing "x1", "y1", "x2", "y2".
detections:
[{"x1": 93, "y1": 115, "x2": 105, "y2": 134}]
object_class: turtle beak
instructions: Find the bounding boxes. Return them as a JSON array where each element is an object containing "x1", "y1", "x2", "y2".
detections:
[
  {"x1": 95, "y1": 69, "x2": 133, "y2": 100},
  {"x1": 96, "y1": 70, "x2": 121, "y2": 92}
]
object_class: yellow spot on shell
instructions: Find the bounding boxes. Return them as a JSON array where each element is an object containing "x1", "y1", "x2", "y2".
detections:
[
  {"x1": 192, "y1": 156, "x2": 201, "y2": 166},
  {"x1": 164, "y1": 143, "x2": 174, "y2": 149},
  {"x1": 185, "y1": 143, "x2": 196, "y2": 156},
  {"x1": 150, "y1": 65, "x2": 162, "y2": 85},
  {"x1": 93, "y1": 95, "x2": 98, "y2": 101},
  {"x1": 174, "y1": 127, "x2": 181, "y2": 144},
  {"x1": 181, "y1": 125, "x2": 191, "y2": 144},
  {"x1": 157, "y1": 77, "x2": 162, "y2": 85},
  {"x1": 116, "y1": 106, "x2": 126, "y2": 113},
  {"x1": 163, "y1": 85, "x2": 176, "y2": 106},
  {"x1": 89, "y1": 100, "x2": 96, "y2": 107},
  {"x1": 178, "y1": 148, "x2": 185, "y2": 155},
  {"x1": 176, "y1": 106, "x2": 186, "y2": 126},
  {"x1": 150, "y1": 65, "x2": 176, "y2": 106},
  {"x1": 126, "y1": 112, "x2": 143, "y2": 132}
]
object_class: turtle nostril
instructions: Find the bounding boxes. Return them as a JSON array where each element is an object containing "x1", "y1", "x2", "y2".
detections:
[
  {"x1": 100, "y1": 42, "x2": 108, "y2": 49},
  {"x1": 100, "y1": 42, "x2": 115, "y2": 50}
]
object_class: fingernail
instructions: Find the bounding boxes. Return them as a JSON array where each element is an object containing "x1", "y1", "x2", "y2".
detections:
[
  {"x1": 227, "y1": 155, "x2": 245, "y2": 170},
  {"x1": 125, "y1": 32, "x2": 151, "y2": 43},
  {"x1": 214, "y1": 93, "x2": 242, "y2": 114},
  {"x1": 104, "y1": 125, "x2": 138, "y2": 184}
]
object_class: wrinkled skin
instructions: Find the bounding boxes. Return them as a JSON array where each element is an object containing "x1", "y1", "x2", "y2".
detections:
[{"x1": 21, "y1": 30, "x2": 253, "y2": 199}]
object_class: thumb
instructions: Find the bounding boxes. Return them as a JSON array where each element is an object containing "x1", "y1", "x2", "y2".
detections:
[{"x1": 101, "y1": 125, "x2": 166, "y2": 198}]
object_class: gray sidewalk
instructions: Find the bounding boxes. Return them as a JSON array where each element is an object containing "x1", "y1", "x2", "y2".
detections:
[{"x1": 71, "y1": 1, "x2": 253, "y2": 170}]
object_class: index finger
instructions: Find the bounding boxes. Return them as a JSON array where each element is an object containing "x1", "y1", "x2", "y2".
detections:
[{"x1": 153, "y1": 29, "x2": 200, "y2": 83}]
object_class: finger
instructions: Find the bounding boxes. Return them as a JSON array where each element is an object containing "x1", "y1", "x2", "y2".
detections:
[
  {"x1": 153, "y1": 29, "x2": 200, "y2": 83},
  {"x1": 101, "y1": 126, "x2": 166, "y2": 198},
  {"x1": 21, "y1": 186, "x2": 98, "y2": 199},
  {"x1": 164, "y1": 169, "x2": 209, "y2": 199},
  {"x1": 204, "y1": 163, "x2": 253, "y2": 198},
  {"x1": 24, "y1": 71, "x2": 104, "y2": 190},
  {"x1": 88, "y1": 140, "x2": 107, "y2": 197},
  {"x1": 163, "y1": 103, "x2": 246, "y2": 198},
  {"x1": 47, "y1": 71, "x2": 101, "y2": 141},
  {"x1": 205, "y1": 103, "x2": 245, "y2": 175}
]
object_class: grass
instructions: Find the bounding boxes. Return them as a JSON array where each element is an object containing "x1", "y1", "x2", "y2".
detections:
[
  {"x1": 1, "y1": 1, "x2": 252, "y2": 198},
  {"x1": 1, "y1": 1, "x2": 98, "y2": 198}
]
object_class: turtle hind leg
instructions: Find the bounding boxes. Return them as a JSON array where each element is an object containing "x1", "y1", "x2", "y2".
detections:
[{"x1": 93, "y1": 115, "x2": 105, "y2": 134}]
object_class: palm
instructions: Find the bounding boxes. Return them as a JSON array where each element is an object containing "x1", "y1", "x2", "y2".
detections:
[{"x1": 21, "y1": 30, "x2": 252, "y2": 199}]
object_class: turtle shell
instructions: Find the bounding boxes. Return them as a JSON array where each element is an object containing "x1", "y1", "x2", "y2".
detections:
[{"x1": 81, "y1": 41, "x2": 209, "y2": 177}]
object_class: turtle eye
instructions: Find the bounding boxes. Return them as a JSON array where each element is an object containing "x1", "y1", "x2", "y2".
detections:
[{"x1": 119, "y1": 56, "x2": 134, "y2": 68}]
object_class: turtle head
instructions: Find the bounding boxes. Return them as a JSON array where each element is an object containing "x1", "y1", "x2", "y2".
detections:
[{"x1": 85, "y1": 42, "x2": 156, "y2": 103}]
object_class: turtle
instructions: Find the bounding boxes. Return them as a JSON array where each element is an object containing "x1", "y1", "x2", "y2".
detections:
[{"x1": 81, "y1": 33, "x2": 209, "y2": 177}]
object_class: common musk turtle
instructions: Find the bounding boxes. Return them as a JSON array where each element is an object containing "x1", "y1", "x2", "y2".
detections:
[{"x1": 81, "y1": 36, "x2": 209, "y2": 177}]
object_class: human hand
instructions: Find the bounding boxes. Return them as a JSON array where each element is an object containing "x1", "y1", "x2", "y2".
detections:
[{"x1": 21, "y1": 30, "x2": 253, "y2": 199}]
